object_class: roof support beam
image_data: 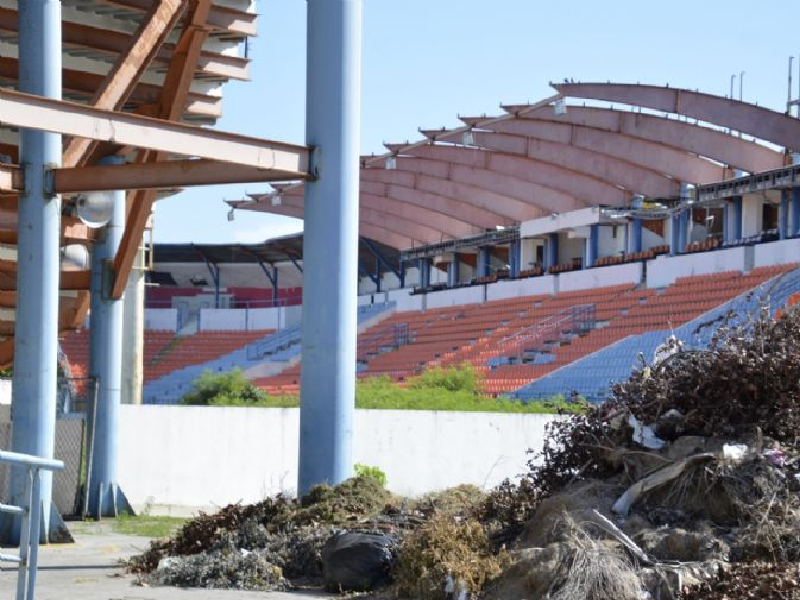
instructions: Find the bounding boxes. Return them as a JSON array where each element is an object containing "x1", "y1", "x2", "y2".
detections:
[
  {"x1": 432, "y1": 129, "x2": 681, "y2": 196},
  {"x1": 397, "y1": 145, "x2": 630, "y2": 206},
  {"x1": 552, "y1": 82, "x2": 800, "y2": 153},
  {"x1": 62, "y1": 0, "x2": 186, "y2": 168},
  {"x1": 494, "y1": 104, "x2": 783, "y2": 173},
  {"x1": 112, "y1": 0, "x2": 214, "y2": 300},
  {"x1": 463, "y1": 121, "x2": 730, "y2": 185},
  {"x1": 0, "y1": 88, "x2": 310, "y2": 172},
  {"x1": 360, "y1": 237, "x2": 401, "y2": 280},
  {"x1": 53, "y1": 159, "x2": 309, "y2": 193}
]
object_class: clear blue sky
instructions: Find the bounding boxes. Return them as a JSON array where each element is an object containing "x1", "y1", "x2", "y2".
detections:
[{"x1": 155, "y1": 0, "x2": 797, "y2": 244}]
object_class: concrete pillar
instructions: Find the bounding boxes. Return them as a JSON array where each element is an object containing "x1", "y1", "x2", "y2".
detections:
[
  {"x1": 631, "y1": 218, "x2": 643, "y2": 253},
  {"x1": 722, "y1": 202, "x2": 730, "y2": 244},
  {"x1": 678, "y1": 210, "x2": 688, "y2": 253},
  {"x1": 623, "y1": 223, "x2": 630, "y2": 255},
  {"x1": 477, "y1": 247, "x2": 491, "y2": 278},
  {"x1": 88, "y1": 157, "x2": 129, "y2": 517},
  {"x1": 298, "y1": 0, "x2": 361, "y2": 494},
  {"x1": 546, "y1": 233, "x2": 559, "y2": 269},
  {"x1": 417, "y1": 258, "x2": 430, "y2": 288},
  {"x1": 447, "y1": 253, "x2": 460, "y2": 287},
  {"x1": 793, "y1": 188, "x2": 800, "y2": 237},
  {"x1": 121, "y1": 246, "x2": 145, "y2": 405},
  {"x1": 509, "y1": 241, "x2": 521, "y2": 277},
  {"x1": 733, "y1": 196, "x2": 743, "y2": 240},
  {"x1": 585, "y1": 224, "x2": 599, "y2": 268},
  {"x1": 271, "y1": 265, "x2": 279, "y2": 306},
  {"x1": 780, "y1": 190, "x2": 789, "y2": 240},
  {"x1": 7, "y1": 0, "x2": 63, "y2": 542}
]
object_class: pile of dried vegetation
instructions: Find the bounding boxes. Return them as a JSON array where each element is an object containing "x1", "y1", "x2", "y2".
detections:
[{"x1": 131, "y1": 305, "x2": 800, "y2": 599}]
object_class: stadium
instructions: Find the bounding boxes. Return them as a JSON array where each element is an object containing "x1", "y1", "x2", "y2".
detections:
[{"x1": 0, "y1": 0, "x2": 798, "y2": 598}]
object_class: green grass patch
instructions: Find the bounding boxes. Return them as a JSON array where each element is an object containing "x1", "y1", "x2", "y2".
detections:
[
  {"x1": 111, "y1": 515, "x2": 187, "y2": 538},
  {"x1": 177, "y1": 364, "x2": 586, "y2": 414}
]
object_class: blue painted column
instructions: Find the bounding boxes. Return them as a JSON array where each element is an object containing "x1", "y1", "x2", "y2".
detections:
[
  {"x1": 793, "y1": 188, "x2": 800, "y2": 237},
  {"x1": 780, "y1": 190, "x2": 789, "y2": 240},
  {"x1": 585, "y1": 224, "x2": 599, "y2": 268},
  {"x1": 548, "y1": 233, "x2": 559, "y2": 269},
  {"x1": 733, "y1": 196, "x2": 743, "y2": 240},
  {"x1": 678, "y1": 210, "x2": 688, "y2": 253},
  {"x1": 509, "y1": 241, "x2": 521, "y2": 278},
  {"x1": 722, "y1": 202, "x2": 730, "y2": 244},
  {"x1": 477, "y1": 247, "x2": 491, "y2": 278},
  {"x1": 447, "y1": 254, "x2": 460, "y2": 287},
  {"x1": 299, "y1": 0, "x2": 362, "y2": 494},
  {"x1": 631, "y1": 218, "x2": 643, "y2": 253},
  {"x1": 7, "y1": 0, "x2": 63, "y2": 542},
  {"x1": 670, "y1": 213, "x2": 680, "y2": 256},
  {"x1": 417, "y1": 258, "x2": 430, "y2": 288},
  {"x1": 622, "y1": 223, "x2": 629, "y2": 255},
  {"x1": 88, "y1": 157, "x2": 127, "y2": 518}
]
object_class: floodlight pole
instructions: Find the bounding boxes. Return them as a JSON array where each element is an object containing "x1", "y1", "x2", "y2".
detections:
[
  {"x1": 87, "y1": 156, "x2": 130, "y2": 517},
  {"x1": 298, "y1": 0, "x2": 362, "y2": 495},
  {"x1": 5, "y1": 0, "x2": 63, "y2": 543}
]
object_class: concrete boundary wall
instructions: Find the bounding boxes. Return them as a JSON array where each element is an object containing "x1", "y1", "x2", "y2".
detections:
[
  {"x1": 198, "y1": 307, "x2": 297, "y2": 331},
  {"x1": 425, "y1": 286, "x2": 485, "y2": 309},
  {"x1": 144, "y1": 308, "x2": 178, "y2": 332},
  {"x1": 646, "y1": 247, "x2": 748, "y2": 288},
  {"x1": 117, "y1": 405, "x2": 559, "y2": 515},
  {"x1": 559, "y1": 263, "x2": 643, "y2": 292},
  {"x1": 754, "y1": 238, "x2": 800, "y2": 268},
  {"x1": 486, "y1": 276, "x2": 556, "y2": 301}
]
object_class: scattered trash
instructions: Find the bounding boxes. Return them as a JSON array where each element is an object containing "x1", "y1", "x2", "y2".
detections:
[{"x1": 321, "y1": 532, "x2": 397, "y2": 592}]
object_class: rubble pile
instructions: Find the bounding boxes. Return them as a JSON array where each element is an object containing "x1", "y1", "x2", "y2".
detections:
[
  {"x1": 479, "y1": 306, "x2": 800, "y2": 600},
  {"x1": 131, "y1": 307, "x2": 800, "y2": 599}
]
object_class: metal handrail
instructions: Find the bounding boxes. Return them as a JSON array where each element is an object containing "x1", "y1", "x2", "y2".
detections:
[{"x1": 0, "y1": 449, "x2": 64, "y2": 600}]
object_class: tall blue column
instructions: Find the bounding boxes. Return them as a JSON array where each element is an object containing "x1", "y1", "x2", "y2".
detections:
[
  {"x1": 271, "y1": 265, "x2": 279, "y2": 306},
  {"x1": 299, "y1": 0, "x2": 361, "y2": 495},
  {"x1": 585, "y1": 224, "x2": 599, "y2": 268},
  {"x1": 733, "y1": 196, "x2": 743, "y2": 240},
  {"x1": 678, "y1": 210, "x2": 688, "y2": 253},
  {"x1": 670, "y1": 213, "x2": 680, "y2": 256},
  {"x1": 417, "y1": 258, "x2": 430, "y2": 288},
  {"x1": 780, "y1": 190, "x2": 789, "y2": 240},
  {"x1": 623, "y1": 223, "x2": 630, "y2": 255},
  {"x1": 88, "y1": 157, "x2": 128, "y2": 518},
  {"x1": 477, "y1": 247, "x2": 491, "y2": 278},
  {"x1": 549, "y1": 233, "x2": 559, "y2": 268},
  {"x1": 447, "y1": 253, "x2": 460, "y2": 286},
  {"x1": 7, "y1": 0, "x2": 63, "y2": 543},
  {"x1": 631, "y1": 218, "x2": 643, "y2": 253},
  {"x1": 722, "y1": 202, "x2": 730, "y2": 244},
  {"x1": 509, "y1": 241, "x2": 521, "y2": 277},
  {"x1": 793, "y1": 188, "x2": 800, "y2": 237}
]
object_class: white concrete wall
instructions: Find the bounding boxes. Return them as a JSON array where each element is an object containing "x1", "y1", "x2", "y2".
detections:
[
  {"x1": 559, "y1": 262, "x2": 643, "y2": 292},
  {"x1": 198, "y1": 308, "x2": 295, "y2": 331},
  {"x1": 144, "y1": 308, "x2": 178, "y2": 332},
  {"x1": 558, "y1": 233, "x2": 585, "y2": 265},
  {"x1": 387, "y1": 288, "x2": 424, "y2": 312},
  {"x1": 742, "y1": 195, "x2": 763, "y2": 237},
  {"x1": 118, "y1": 405, "x2": 560, "y2": 514},
  {"x1": 754, "y1": 238, "x2": 800, "y2": 268},
  {"x1": 0, "y1": 379, "x2": 10, "y2": 405},
  {"x1": 486, "y1": 275, "x2": 556, "y2": 301},
  {"x1": 646, "y1": 246, "x2": 747, "y2": 288},
  {"x1": 520, "y1": 238, "x2": 541, "y2": 270},
  {"x1": 425, "y1": 285, "x2": 484, "y2": 309},
  {"x1": 599, "y1": 224, "x2": 625, "y2": 257},
  {"x1": 643, "y1": 226, "x2": 666, "y2": 251}
]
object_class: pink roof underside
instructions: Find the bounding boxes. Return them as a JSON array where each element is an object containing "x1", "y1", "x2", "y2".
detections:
[{"x1": 552, "y1": 82, "x2": 800, "y2": 153}]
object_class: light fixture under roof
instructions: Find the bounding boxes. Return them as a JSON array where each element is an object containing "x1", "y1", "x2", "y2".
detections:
[
  {"x1": 554, "y1": 98, "x2": 567, "y2": 115},
  {"x1": 76, "y1": 191, "x2": 114, "y2": 229},
  {"x1": 385, "y1": 156, "x2": 397, "y2": 170},
  {"x1": 462, "y1": 131, "x2": 475, "y2": 146},
  {"x1": 271, "y1": 194, "x2": 282, "y2": 206}
]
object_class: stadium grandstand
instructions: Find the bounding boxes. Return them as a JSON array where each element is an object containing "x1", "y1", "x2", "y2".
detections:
[{"x1": 59, "y1": 82, "x2": 800, "y2": 412}]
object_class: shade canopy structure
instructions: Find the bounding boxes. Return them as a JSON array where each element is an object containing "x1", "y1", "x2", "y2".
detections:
[
  {"x1": 239, "y1": 82, "x2": 796, "y2": 250},
  {"x1": 0, "y1": 0, "x2": 278, "y2": 367}
]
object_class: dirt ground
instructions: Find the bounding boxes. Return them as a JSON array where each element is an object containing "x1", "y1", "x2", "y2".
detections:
[{"x1": 0, "y1": 521, "x2": 333, "y2": 600}]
